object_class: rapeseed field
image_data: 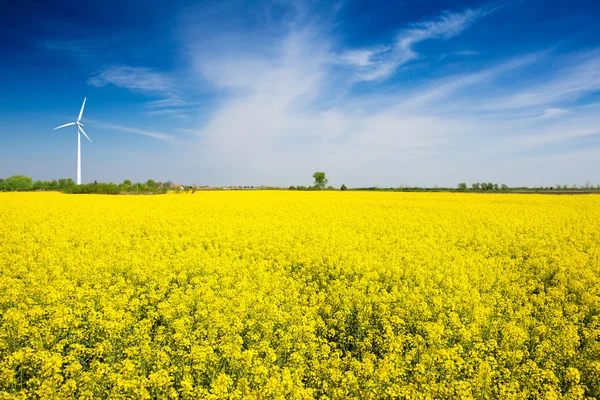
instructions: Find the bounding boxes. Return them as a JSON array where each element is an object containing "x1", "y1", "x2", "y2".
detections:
[{"x1": 0, "y1": 191, "x2": 599, "y2": 399}]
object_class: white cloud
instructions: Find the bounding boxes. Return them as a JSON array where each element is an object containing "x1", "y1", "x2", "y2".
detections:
[
  {"x1": 481, "y1": 51, "x2": 600, "y2": 110},
  {"x1": 87, "y1": 66, "x2": 195, "y2": 117},
  {"x1": 144, "y1": 109, "x2": 190, "y2": 119},
  {"x1": 540, "y1": 108, "x2": 569, "y2": 119},
  {"x1": 338, "y1": 47, "x2": 389, "y2": 67},
  {"x1": 183, "y1": 13, "x2": 487, "y2": 183},
  {"x1": 40, "y1": 39, "x2": 92, "y2": 58},
  {"x1": 338, "y1": 7, "x2": 491, "y2": 81},
  {"x1": 453, "y1": 50, "x2": 479, "y2": 56},
  {"x1": 88, "y1": 66, "x2": 174, "y2": 95},
  {"x1": 86, "y1": 120, "x2": 173, "y2": 140},
  {"x1": 145, "y1": 98, "x2": 193, "y2": 108},
  {"x1": 398, "y1": 53, "x2": 542, "y2": 110}
]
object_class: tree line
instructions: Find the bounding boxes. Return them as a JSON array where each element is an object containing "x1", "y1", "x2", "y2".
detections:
[
  {"x1": 0, "y1": 176, "x2": 171, "y2": 194},
  {"x1": 1, "y1": 173, "x2": 599, "y2": 194}
]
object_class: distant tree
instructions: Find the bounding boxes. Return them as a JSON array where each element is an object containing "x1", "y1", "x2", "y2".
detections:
[
  {"x1": 313, "y1": 172, "x2": 328, "y2": 189},
  {"x1": 289, "y1": 186, "x2": 296, "y2": 190},
  {"x1": 340, "y1": 184, "x2": 347, "y2": 191},
  {"x1": 147, "y1": 179, "x2": 157, "y2": 188},
  {"x1": 123, "y1": 179, "x2": 132, "y2": 186},
  {"x1": 493, "y1": 183, "x2": 499, "y2": 191},
  {"x1": 501, "y1": 184, "x2": 509, "y2": 191},
  {"x1": 3, "y1": 175, "x2": 33, "y2": 191},
  {"x1": 471, "y1": 182, "x2": 481, "y2": 191},
  {"x1": 57, "y1": 178, "x2": 75, "y2": 190},
  {"x1": 457, "y1": 182, "x2": 467, "y2": 191},
  {"x1": 0, "y1": 178, "x2": 3, "y2": 191}
]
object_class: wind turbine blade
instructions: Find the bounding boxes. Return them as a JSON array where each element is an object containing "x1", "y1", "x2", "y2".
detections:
[
  {"x1": 78, "y1": 126, "x2": 92, "y2": 143},
  {"x1": 77, "y1": 97, "x2": 86, "y2": 122},
  {"x1": 54, "y1": 122, "x2": 76, "y2": 130}
]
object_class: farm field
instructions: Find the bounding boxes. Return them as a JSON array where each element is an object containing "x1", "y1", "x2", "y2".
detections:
[{"x1": 0, "y1": 192, "x2": 599, "y2": 399}]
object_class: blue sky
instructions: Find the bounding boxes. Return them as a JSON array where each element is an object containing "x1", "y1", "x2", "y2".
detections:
[{"x1": 1, "y1": 0, "x2": 600, "y2": 187}]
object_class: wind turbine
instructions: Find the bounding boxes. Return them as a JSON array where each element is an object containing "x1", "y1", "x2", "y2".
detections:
[{"x1": 54, "y1": 98, "x2": 92, "y2": 185}]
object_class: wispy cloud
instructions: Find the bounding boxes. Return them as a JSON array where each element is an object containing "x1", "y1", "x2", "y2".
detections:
[
  {"x1": 145, "y1": 98, "x2": 192, "y2": 108},
  {"x1": 144, "y1": 109, "x2": 190, "y2": 119},
  {"x1": 540, "y1": 108, "x2": 569, "y2": 119},
  {"x1": 338, "y1": 47, "x2": 390, "y2": 67},
  {"x1": 453, "y1": 50, "x2": 479, "y2": 56},
  {"x1": 87, "y1": 66, "x2": 193, "y2": 115},
  {"x1": 88, "y1": 66, "x2": 174, "y2": 95},
  {"x1": 39, "y1": 39, "x2": 92, "y2": 58},
  {"x1": 176, "y1": 128, "x2": 204, "y2": 136},
  {"x1": 398, "y1": 52, "x2": 542, "y2": 109},
  {"x1": 338, "y1": 7, "x2": 492, "y2": 81},
  {"x1": 184, "y1": 9, "x2": 486, "y2": 181},
  {"x1": 481, "y1": 51, "x2": 600, "y2": 110},
  {"x1": 86, "y1": 120, "x2": 173, "y2": 140}
]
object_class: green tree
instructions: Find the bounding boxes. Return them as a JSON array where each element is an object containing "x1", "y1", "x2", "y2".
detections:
[
  {"x1": 123, "y1": 179, "x2": 132, "y2": 186},
  {"x1": 313, "y1": 172, "x2": 328, "y2": 189},
  {"x1": 501, "y1": 184, "x2": 509, "y2": 191},
  {"x1": 3, "y1": 175, "x2": 33, "y2": 191},
  {"x1": 340, "y1": 184, "x2": 347, "y2": 191},
  {"x1": 471, "y1": 182, "x2": 481, "y2": 191},
  {"x1": 147, "y1": 179, "x2": 157, "y2": 188},
  {"x1": 58, "y1": 178, "x2": 75, "y2": 190},
  {"x1": 457, "y1": 182, "x2": 467, "y2": 191}
]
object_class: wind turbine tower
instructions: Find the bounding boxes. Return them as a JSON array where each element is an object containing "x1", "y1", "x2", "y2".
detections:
[{"x1": 54, "y1": 98, "x2": 92, "y2": 185}]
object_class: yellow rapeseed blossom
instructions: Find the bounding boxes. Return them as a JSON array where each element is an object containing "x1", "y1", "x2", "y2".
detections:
[{"x1": 0, "y1": 191, "x2": 599, "y2": 399}]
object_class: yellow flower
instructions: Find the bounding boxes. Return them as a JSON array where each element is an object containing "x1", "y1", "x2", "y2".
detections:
[{"x1": 0, "y1": 191, "x2": 599, "y2": 398}]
